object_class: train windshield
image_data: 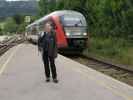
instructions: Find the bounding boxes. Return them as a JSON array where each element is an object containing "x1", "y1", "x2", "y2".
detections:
[{"x1": 60, "y1": 14, "x2": 87, "y2": 27}]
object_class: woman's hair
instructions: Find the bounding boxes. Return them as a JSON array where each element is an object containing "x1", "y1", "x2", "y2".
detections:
[{"x1": 46, "y1": 21, "x2": 56, "y2": 29}]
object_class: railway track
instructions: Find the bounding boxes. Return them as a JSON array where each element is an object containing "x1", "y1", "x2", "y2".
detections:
[
  {"x1": 66, "y1": 54, "x2": 133, "y2": 86},
  {"x1": 0, "y1": 36, "x2": 25, "y2": 56},
  {"x1": 81, "y1": 55, "x2": 133, "y2": 73}
]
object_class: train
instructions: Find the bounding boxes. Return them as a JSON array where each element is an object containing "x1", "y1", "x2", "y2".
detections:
[{"x1": 26, "y1": 10, "x2": 88, "y2": 53}]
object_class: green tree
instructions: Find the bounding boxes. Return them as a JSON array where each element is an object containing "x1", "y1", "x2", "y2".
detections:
[
  {"x1": 0, "y1": 27, "x2": 3, "y2": 35},
  {"x1": 38, "y1": 0, "x2": 48, "y2": 16},
  {"x1": 3, "y1": 17, "x2": 17, "y2": 34},
  {"x1": 13, "y1": 14, "x2": 24, "y2": 25}
]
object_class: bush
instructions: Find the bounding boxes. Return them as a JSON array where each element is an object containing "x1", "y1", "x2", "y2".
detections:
[
  {"x1": 87, "y1": 36, "x2": 133, "y2": 65},
  {"x1": 3, "y1": 17, "x2": 17, "y2": 34}
]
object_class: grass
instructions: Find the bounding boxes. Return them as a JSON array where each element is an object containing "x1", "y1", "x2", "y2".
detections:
[
  {"x1": 0, "y1": 22, "x2": 5, "y2": 29},
  {"x1": 84, "y1": 36, "x2": 133, "y2": 67}
]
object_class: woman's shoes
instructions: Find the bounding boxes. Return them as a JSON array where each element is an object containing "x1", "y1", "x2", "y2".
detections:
[
  {"x1": 46, "y1": 78, "x2": 50, "y2": 82},
  {"x1": 53, "y1": 78, "x2": 59, "y2": 83},
  {"x1": 45, "y1": 78, "x2": 59, "y2": 83}
]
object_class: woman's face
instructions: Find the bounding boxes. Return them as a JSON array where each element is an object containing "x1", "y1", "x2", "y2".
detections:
[{"x1": 44, "y1": 23, "x2": 51, "y2": 33}]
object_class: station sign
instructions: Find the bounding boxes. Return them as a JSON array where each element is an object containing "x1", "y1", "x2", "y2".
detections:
[{"x1": 25, "y1": 16, "x2": 31, "y2": 23}]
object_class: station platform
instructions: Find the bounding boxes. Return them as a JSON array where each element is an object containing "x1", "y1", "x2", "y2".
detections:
[{"x1": 0, "y1": 44, "x2": 133, "y2": 100}]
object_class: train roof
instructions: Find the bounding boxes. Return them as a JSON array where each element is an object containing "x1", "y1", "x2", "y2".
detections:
[{"x1": 26, "y1": 10, "x2": 85, "y2": 29}]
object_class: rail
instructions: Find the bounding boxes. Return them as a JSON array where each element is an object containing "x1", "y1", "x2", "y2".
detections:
[{"x1": 0, "y1": 36, "x2": 25, "y2": 56}]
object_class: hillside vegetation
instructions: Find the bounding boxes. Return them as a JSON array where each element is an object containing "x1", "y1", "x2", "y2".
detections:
[
  {"x1": 0, "y1": 1, "x2": 37, "y2": 17},
  {"x1": 0, "y1": 15, "x2": 37, "y2": 35}
]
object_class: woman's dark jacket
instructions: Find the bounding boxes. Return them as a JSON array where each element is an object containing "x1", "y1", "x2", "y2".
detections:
[{"x1": 38, "y1": 30, "x2": 58, "y2": 58}]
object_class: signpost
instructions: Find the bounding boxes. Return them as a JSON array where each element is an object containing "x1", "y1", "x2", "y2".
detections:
[{"x1": 25, "y1": 16, "x2": 31, "y2": 23}]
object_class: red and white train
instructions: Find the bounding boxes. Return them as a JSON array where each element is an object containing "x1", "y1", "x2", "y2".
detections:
[{"x1": 26, "y1": 10, "x2": 88, "y2": 53}]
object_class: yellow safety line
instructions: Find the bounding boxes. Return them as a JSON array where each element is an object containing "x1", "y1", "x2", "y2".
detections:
[
  {"x1": 0, "y1": 45, "x2": 21, "y2": 75},
  {"x1": 70, "y1": 64, "x2": 132, "y2": 100}
]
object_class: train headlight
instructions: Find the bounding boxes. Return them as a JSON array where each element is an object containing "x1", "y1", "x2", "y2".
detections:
[
  {"x1": 66, "y1": 32, "x2": 71, "y2": 36},
  {"x1": 83, "y1": 33, "x2": 87, "y2": 36}
]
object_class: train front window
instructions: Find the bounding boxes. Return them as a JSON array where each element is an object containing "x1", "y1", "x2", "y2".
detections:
[
  {"x1": 60, "y1": 14, "x2": 87, "y2": 27},
  {"x1": 59, "y1": 13, "x2": 87, "y2": 36}
]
